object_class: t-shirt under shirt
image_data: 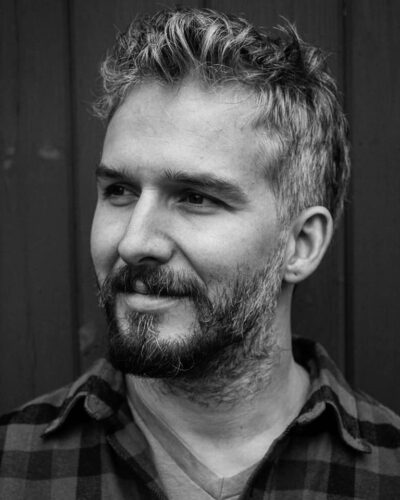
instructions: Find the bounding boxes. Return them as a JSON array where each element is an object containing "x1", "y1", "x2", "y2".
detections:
[{"x1": 126, "y1": 384, "x2": 258, "y2": 500}]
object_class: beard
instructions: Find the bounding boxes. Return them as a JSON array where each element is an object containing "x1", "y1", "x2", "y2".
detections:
[{"x1": 98, "y1": 236, "x2": 286, "y2": 382}]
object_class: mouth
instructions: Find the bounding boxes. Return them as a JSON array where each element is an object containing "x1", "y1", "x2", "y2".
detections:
[{"x1": 119, "y1": 280, "x2": 184, "y2": 313}]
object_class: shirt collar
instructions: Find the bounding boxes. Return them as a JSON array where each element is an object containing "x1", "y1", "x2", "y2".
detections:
[
  {"x1": 43, "y1": 338, "x2": 371, "y2": 453},
  {"x1": 43, "y1": 358, "x2": 126, "y2": 436},
  {"x1": 293, "y1": 337, "x2": 371, "y2": 453}
]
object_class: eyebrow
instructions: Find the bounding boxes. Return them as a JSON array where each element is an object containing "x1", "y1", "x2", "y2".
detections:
[
  {"x1": 96, "y1": 165, "x2": 128, "y2": 181},
  {"x1": 96, "y1": 164, "x2": 249, "y2": 204}
]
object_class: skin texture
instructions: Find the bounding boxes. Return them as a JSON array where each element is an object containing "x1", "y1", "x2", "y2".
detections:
[
  {"x1": 91, "y1": 79, "x2": 333, "y2": 475},
  {"x1": 92, "y1": 82, "x2": 281, "y2": 320}
]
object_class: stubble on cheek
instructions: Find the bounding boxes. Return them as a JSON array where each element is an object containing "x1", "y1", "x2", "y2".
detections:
[{"x1": 98, "y1": 229, "x2": 287, "y2": 381}]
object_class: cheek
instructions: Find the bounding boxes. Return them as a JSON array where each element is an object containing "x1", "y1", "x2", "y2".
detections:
[
  {"x1": 181, "y1": 218, "x2": 278, "y2": 283},
  {"x1": 90, "y1": 207, "x2": 123, "y2": 281}
]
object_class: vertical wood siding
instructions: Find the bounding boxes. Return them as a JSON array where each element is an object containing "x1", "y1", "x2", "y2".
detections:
[
  {"x1": 1, "y1": 0, "x2": 78, "y2": 412},
  {"x1": 1, "y1": 0, "x2": 399, "y2": 415},
  {"x1": 348, "y1": 0, "x2": 400, "y2": 406}
]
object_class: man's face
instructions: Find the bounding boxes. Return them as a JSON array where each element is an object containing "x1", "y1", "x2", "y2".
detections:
[{"x1": 91, "y1": 80, "x2": 286, "y2": 378}]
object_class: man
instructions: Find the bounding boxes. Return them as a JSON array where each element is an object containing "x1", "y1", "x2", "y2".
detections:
[{"x1": 1, "y1": 7, "x2": 399, "y2": 499}]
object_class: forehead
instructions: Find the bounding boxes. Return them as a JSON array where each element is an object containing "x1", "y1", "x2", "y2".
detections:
[
  {"x1": 102, "y1": 80, "x2": 272, "y2": 187},
  {"x1": 110, "y1": 79, "x2": 257, "y2": 130}
]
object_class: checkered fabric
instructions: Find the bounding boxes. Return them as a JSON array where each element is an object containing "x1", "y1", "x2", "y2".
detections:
[{"x1": 1, "y1": 337, "x2": 400, "y2": 499}]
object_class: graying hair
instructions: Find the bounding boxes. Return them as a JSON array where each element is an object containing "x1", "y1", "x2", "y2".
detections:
[{"x1": 94, "y1": 8, "x2": 350, "y2": 226}]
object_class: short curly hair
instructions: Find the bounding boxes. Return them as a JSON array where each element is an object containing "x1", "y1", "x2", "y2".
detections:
[{"x1": 94, "y1": 8, "x2": 350, "y2": 227}]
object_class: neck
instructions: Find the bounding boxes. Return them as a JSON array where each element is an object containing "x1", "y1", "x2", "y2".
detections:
[
  {"x1": 125, "y1": 323, "x2": 310, "y2": 475},
  {"x1": 125, "y1": 291, "x2": 311, "y2": 475},
  {"x1": 127, "y1": 343, "x2": 308, "y2": 436}
]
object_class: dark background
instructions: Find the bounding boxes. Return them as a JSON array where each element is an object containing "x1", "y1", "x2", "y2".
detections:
[{"x1": 1, "y1": 0, "x2": 399, "y2": 415}]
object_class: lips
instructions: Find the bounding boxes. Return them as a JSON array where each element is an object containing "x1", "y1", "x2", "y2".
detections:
[{"x1": 120, "y1": 288, "x2": 181, "y2": 314}]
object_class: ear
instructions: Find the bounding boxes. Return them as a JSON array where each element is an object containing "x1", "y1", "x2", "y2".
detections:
[{"x1": 283, "y1": 207, "x2": 333, "y2": 284}]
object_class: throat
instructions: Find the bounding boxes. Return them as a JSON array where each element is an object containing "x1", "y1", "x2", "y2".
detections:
[
  {"x1": 125, "y1": 350, "x2": 310, "y2": 476},
  {"x1": 156, "y1": 325, "x2": 283, "y2": 408}
]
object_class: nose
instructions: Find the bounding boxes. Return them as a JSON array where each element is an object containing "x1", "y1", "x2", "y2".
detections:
[{"x1": 117, "y1": 190, "x2": 174, "y2": 266}]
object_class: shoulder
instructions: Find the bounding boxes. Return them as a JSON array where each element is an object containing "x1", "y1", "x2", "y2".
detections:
[
  {"x1": 1, "y1": 383, "x2": 71, "y2": 421},
  {"x1": 345, "y1": 387, "x2": 400, "y2": 495},
  {"x1": 0, "y1": 384, "x2": 74, "y2": 457},
  {"x1": 0, "y1": 359, "x2": 118, "y2": 459},
  {"x1": 296, "y1": 336, "x2": 400, "y2": 452},
  {"x1": 1, "y1": 383, "x2": 71, "y2": 425},
  {"x1": 0, "y1": 384, "x2": 84, "y2": 496},
  {"x1": 294, "y1": 336, "x2": 400, "y2": 488},
  {"x1": 354, "y1": 388, "x2": 400, "y2": 451},
  {"x1": 0, "y1": 361, "x2": 121, "y2": 496}
]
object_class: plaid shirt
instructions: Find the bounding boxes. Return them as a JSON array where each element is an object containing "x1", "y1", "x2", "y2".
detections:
[{"x1": 1, "y1": 337, "x2": 400, "y2": 499}]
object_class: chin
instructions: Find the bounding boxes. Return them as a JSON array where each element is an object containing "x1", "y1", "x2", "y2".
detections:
[{"x1": 107, "y1": 311, "x2": 204, "y2": 378}]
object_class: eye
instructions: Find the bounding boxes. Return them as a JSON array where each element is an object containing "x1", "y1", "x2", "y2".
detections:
[
  {"x1": 177, "y1": 191, "x2": 224, "y2": 213},
  {"x1": 183, "y1": 193, "x2": 207, "y2": 205},
  {"x1": 104, "y1": 184, "x2": 126, "y2": 197},
  {"x1": 101, "y1": 184, "x2": 137, "y2": 205},
  {"x1": 178, "y1": 191, "x2": 219, "y2": 207}
]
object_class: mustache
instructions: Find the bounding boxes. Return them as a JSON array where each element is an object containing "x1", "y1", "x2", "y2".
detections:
[{"x1": 98, "y1": 265, "x2": 208, "y2": 306}]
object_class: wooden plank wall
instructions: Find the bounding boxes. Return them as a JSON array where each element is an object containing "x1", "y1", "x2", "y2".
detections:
[
  {"x1": 1, "y1": 0, "x2": 399, "y2": 415},
  {"x1": 0, "y1": 0, "x2": 78, "y2": 412},
  {"x1": 349, "y1": 0, "x2": 400, "y2": 406}
]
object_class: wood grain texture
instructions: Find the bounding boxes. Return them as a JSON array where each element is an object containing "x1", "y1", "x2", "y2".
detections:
[
  {"x1": 0, "y1": 0, "x2": 77, "y2": 413},
  {"x1": 207, "y1": 0, "x2": 347, "y2": 370},
  {"x1": 0, "y1": 0, "x2": 31, "y2": 413},
  {"x1": 348, "y1": 0, "x2": 400, "y2": 412}
]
